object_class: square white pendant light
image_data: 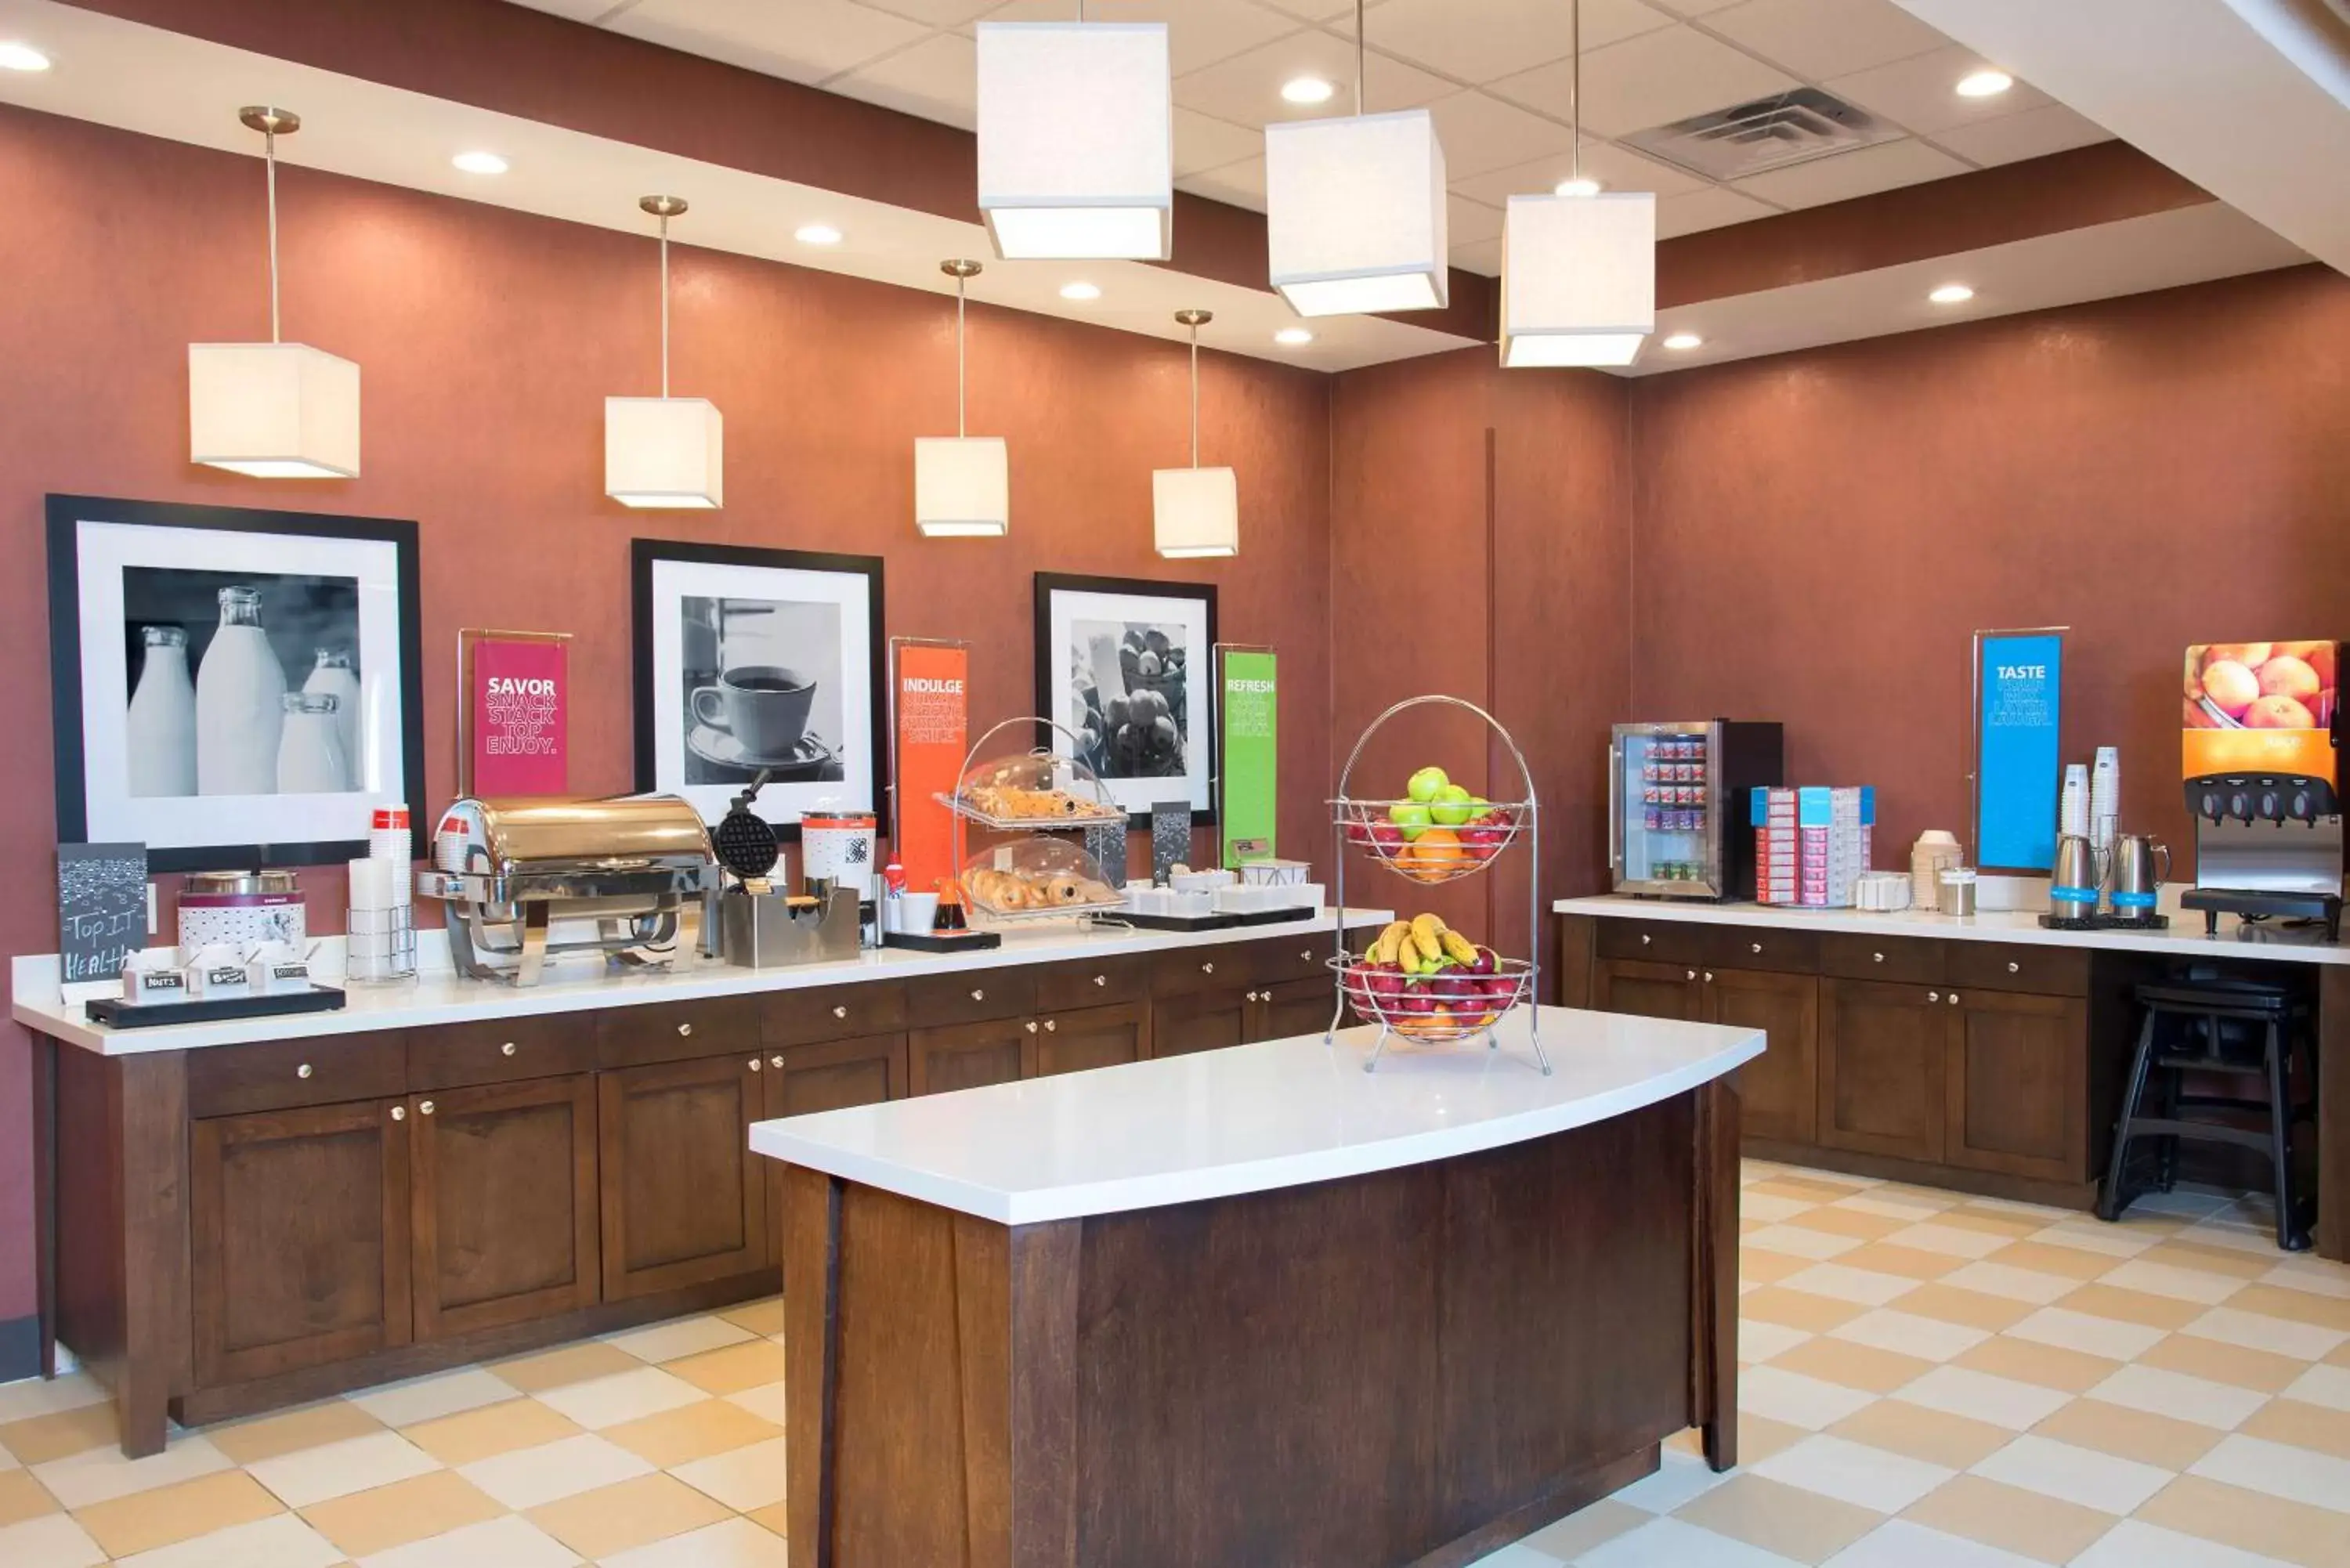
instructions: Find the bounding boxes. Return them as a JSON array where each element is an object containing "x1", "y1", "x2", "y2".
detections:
[
  {"x1": 1265, "y1": 108, "x2": 1448, "y2": 317},
  {"x1": 916, "y1": 437, "x2": 1009, "y2": 538},
  {"x1": 977, "y1": 22, "x2": 1172, "y2": 261},
  {"x1": 1501, "y1": 192, "x2": 1655, "y2": 369},
  {"x1": 1153, "y1": 466, "x2": 1238, "y2": 559},
  {"x1": 606, "y1": 396, "x2": 723, "y2": 509},
  {"x1": 189, "y1": 342, "x2": 360, "y2": 478}
]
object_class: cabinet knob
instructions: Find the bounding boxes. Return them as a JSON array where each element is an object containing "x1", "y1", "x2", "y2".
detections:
[
  {"x1": 1948, "y1": 992, "x2": 1961, "y2": 1006},
  {"x1": 678, "y1": 1022, "x2": 694, "y2": 1038},
  {"x1": 297, "y1": 1063, "x2": 313, "y2": 1079},
  {"x1": 971, "y1": 988, "x2": 985, "y2": 1002},
  {"x1": 419, "y1": 1100, "x2": 435, "y2": 1115},
  {"x1": 1703, "y1": 971, "x2": 1714, "y2": 983},
  {"x1": 1640, "y1": 934, "x2": 1652, "y2": 945},
  {"x1": 748, "y1": 1057, "x2": 762, "y2": 1071},
  {"x1": 1928, "y1": 991, "x2": 1940, "y2": 1003},
  {"x1": 2007, "y1": 961, "x2": 2020, "y2": 974},
  {"x1": 390, "y1": 1105, "x2": 405, "y2": 1122},
  {"x1": 1202, "y1": 961, "x2": 1215, "y2": 974},
  {"x1": 770, "y1": 1054, "x2": 786, "y2": 1070},
  {"x1": 501, "y1": 1042, "x2": 517, "y2": 1057},
  {"x1": 1686, "y1": 970, "x2": 1697, "y2": 981},
  {"x1": 1751, "y1": 942, "x2": 1763, "y2": 954},
  {"x1": 833, "y1": 1005, "x2": 848, "y2": 1020},
  {"x1": 1300, "y1": 950, "x2": 1313, "y2": 962},
  {"x1": 1094, "y1": 974, "x2": 1108, "y2": 987},
  {"x1": 1873, "y1": 952, "x2": 1886, "y2": 963},
  {"x1": 1025, "y1": 1021, "x2": 1039, "y2": 1034},
  {"x1": 1043, "y1": 1019, "x2": 1057, "y2": 1032}
]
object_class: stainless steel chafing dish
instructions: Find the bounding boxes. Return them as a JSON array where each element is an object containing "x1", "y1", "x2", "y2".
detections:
[{"x1": 419, "y1": 795, "x2": 718, "y2": 985}]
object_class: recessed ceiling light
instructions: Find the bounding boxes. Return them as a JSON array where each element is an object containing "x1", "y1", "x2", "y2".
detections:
[
  {"x1": 794, "y1": 222, "x2": 842, "y2": 245},
  {"x1": 451, "y1": 150, "x2": 508, "y2": 175},
  {"x1": 1059, "y1": 281, "x2": 1101, "y2": 302},
  {"x1": 1929, "y1": 284, "x2": 1975, "y2": 305},
  {"x1": 1553, "y1": 176, "x2": 1603, "y2": 197},
  {"x1": 0, "y1": 41, "x2": 51, "y2": 71},
  {"x1": 1274, "y1": 327, "x2": 1314, "y2": 346},
  {"x1": 1956, "y1": 69, "x2": 2014, "y2": 98},
  {"x1": 1661, "y1": 332, "x2": 1703, "y2": 351},
  {"x1": 1281, "y1": 76, "x2": 1335, "y2": 105}
]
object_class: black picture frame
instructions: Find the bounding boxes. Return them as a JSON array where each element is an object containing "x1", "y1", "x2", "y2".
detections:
[
  {"x1": 631, "y1": 537, "x2": 888, "y2": 841},
  {"x1": 46, "y1": 494, "x2": 426, "y2": 875},
  {"x1": 1034, "y1": 572, "x2": 1220, "y2": 826}
]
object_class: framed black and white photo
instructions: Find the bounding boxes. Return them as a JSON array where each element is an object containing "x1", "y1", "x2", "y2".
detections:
[
  {"x1": 1035, "y1": 573, "x2": 1218, "y2": 822},
  {"x1": 47, "y1": 496, "x2": 425, "y2": 874},
  {"x1": 632, "y1": 539, "x2": 886, "y2": 836}
]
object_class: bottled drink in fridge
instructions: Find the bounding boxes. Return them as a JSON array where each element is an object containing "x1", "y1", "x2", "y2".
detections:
[
  {"x1": 126, "y1": 624, "x2": 197, "y2": 797},
  {"x1": 302, "y1": 647, "x2": 363, "y2": 787},
  {"x1": 196, "y1": 585, "x2": 287, "y2": 795},
  {"x1": 276, "y1": 692, "x2": 349, "y2": 793}
]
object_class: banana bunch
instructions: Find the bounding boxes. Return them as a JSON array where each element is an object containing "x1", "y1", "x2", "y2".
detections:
[{"x1": 1368, "y1": 913, "x2": 1480, "y2": 974}]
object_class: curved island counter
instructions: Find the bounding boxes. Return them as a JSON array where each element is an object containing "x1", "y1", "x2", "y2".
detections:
[{"x1": 752, "y1": 1006, "x2": 1762, "y2": 1568}]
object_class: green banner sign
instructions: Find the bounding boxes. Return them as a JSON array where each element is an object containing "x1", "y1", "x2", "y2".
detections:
[{"x1": 1220, "y1": 651, "x2": 1278, "y2": 869}]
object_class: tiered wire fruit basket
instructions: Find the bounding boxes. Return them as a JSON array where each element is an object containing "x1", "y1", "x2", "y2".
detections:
[
  {"x1": 1327, "y1": 695, "x2": 1550, "y2": 1075},
  {"x1": 937, "y1": 716, "x2": 1129, "y2": 925}
]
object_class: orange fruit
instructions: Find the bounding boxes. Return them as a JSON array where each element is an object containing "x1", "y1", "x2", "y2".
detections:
[{"x1": 1402, "y1": 827, "x2": 1466, "y2": 882}]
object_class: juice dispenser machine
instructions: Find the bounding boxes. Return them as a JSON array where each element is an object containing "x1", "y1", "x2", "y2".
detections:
[{"x1": 2180, "y1": 640, "x2": 2345, "y2": 939}]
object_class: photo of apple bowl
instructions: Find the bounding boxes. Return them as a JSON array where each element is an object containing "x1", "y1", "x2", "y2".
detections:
[{"x1": 1332, "y1": 778, "x2": 1528, "y2": 885}]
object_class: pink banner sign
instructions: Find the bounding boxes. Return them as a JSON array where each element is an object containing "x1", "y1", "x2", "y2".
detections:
[{"x1": 468, "y1": 635, "x2": 568, "y2": 797}]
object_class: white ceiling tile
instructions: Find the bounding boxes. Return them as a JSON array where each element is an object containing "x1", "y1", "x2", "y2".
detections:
[
  {"x1": 607, "y1": 0, "x2": 930, "y2": 85},
  {"x1": 1452, "y1": 135, "x2": 1708, "y2": 203},
  {"x1": 975, "y1": 1, "x2": 1298, "y2": 74},
  {"x1": 1492, "y1": 23, "x2": 1799, "y2": 138},
  {"x1": 1450, "y1": 236, "x2": 1504, "y2": 276},
  {"x1": 1177, "y1": 155, "x2": 1267, "y2": 211},
  {"x1": 1655, "y1": 183, "x2": 1781, "y2": 237},
  {"x1": 1701, "y1": 0, "x2": 1947, "y2": 82},
  {"x1": 1644, "y1": 0, "x2": 1744, "y2": 14},
  {"x1": 1173, "y1": 107, "x2": 1263, "y2": 176},
  {"x1": 502, "y1": 0, "x2": 622, "y2": 20},
  {"x1": 1333, "y1": 0, "x2": 1674, "y2": 84},
  {"x1": 859, "y1": 0, "x2": 997, "y2": 23},
  {"x1": 1729, "y1": 135, "x2": 1967, "y2": 207},
  {"x1": 1174, "y1": 31, "x2": 1452, "y2": 130},
  {"x1": 1825, "y1": 44, "x2": 2049, "y2": 135},
  {"x1": 1929, "y1": 103, "x2": 2110, "y2": 168},
  {"x1": 1252, "y1": 0, "x2": 1354, "y2": 18},
  {"x1": 1447, "y1": 192, "x2": 1504, "y2": 245},
  {"x1": 1423, "y1": 91, "x2": 1576, "y2": 179},
  {"x1": 826, "y1": 30, "x2": 980, "y2": 128}
]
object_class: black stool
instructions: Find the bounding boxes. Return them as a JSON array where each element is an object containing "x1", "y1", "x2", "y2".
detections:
[{"x1": 2097, "y1": 976, "x2": 2318, "y2": 1251}]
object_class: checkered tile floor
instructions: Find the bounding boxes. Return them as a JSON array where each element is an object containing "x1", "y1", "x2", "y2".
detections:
[{"x1": 0, "y1": 1164, "x2": 2344, "y2": 1567}]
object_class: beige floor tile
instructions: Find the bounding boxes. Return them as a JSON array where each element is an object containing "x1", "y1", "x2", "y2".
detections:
[
  {"x1": 724, "y1": 1383, "x2": 788, "y2": 1427},
  {"x1": 245, "y1": 1430, "x2": 440, "y2": 1510},
  {"x1": 348, "y1": 1369, "x2": 519, "y2": 1430},
  {"x1": 744, "y1": 1499, "x2": 791, "y2": 1538},
  {"x1": 2230, "y1": 1283, "x2": 2350, "y2": 1332},
  {"x1": 297, "y1": 1469, "x2": 504, "y2": 1559},
  {"x1": 1519, "y1": 1496, "x2": 1644, "y2": 1558},
  {"x1": 2239, "y1": 1397, "x2": 2350, "y2": 1461},
  {"x1": 1753, "y1": 1176, "x2": 1869, "y2": 1202},
  {"x1": 1831, "y1": 1244, "x2": 1965, "y2": 1282},
  {"x1": 208, "y1": 1400, "x2": 385, "y2": 1466},
  {"x1": 605, "y1": 1315, "x2": 757, "y2": 1365},
  {"x1": 1994, "y1": 1241, "x2": 2120, "y2": 1282},
  {"x1": 1900, "y1": 1473, "x2": 2114, "y2": 1564},
  {"x1": 110, "y1": 1510, "x2": 342, "y2": 1568},
  {"x1": 1768, "y1": 1338, "x2": 1936, "y2": 1396},
  {"x1": 605, "y1": 1398, "x2": 783, "y2": 1469},
  {"x1": 2140, "y1": 1241, "x2": 2288, "y2": 1281},
  {"x1": 459, "y1": 1432, "x2": 654, "y2": 1511},
  {"x1": 0, "y1": 1377, "x2": 110, "y2": 1427},
  {"x1": 2134, "y1": 1473, "x2": 2350, "y2": 1568},
  {"x1": 1675, "y1": 1472, "x2": 1883, "y2": 1564},
  {"x1": 2056, "y1": 1283, "x2": 2209, "y2": 1331},
  {"x1": 601, "y1": 1514, "x2": 789, "y2": 1568},
  {"x1": 1781, "y1": 1208, "x2": 1910, "y2": 1242},
  {"x1": 2031, "y1": 1398, "x2": 2222, "y2": 1470},
  {"x1": 1737, "y1": 1411, "x2": 1811, "y2": 1466},
  {"x1": 531, "y1": 1367, "x2": 708, "y2": 1432},
  {"x1": 1889, "y1": 1284, "x2": 2036, "y2": 1332},
  {"x1": 1740, "y1": 1247, "x2": 1815, "y2": 1286},
  {"x1": 403, "y1": 1400, "x2": 581, "y2": 1468},
  {"x1": 1664, "y1": 1428, "x2": 1705, "y2": 1458},
  {"x1": 1828, "y1": 1401, "x2": 2013, "y2": 1470},
  {"x1": 489, "y1": 1341, "x2": 644, "y2": 1393},
  {"x1": 0, "y1": 1511, "x2": 106, "y2": 1568},
  {"x1": 2326, "y1": 1337, "x2": 2350, "y2": 1368},
  {"x1": 718, "y1": 1299, "x2": 786, "y2": 1336},
  {"x1": 1936, "y1": 1208, "x2": 2046, "y2": 1239},
  {"x1": 33, "y1": 1435, "x2": 232, "y2": 1511},
  {"x1": 1741, "y1": 1288, "x2": 1871, "y2": 1334},
  {"x1": 2138, "y1": 1332, "x2": 2310, "y2": 1393},
  {"x1": 526, "y1": 1471, "x2": 730, "y2": 1558},
  {"x1": 0, "y1": 1468, "x2": 59, "y2": 1526},
  {"x1": 1954, "y1": 1335, "x2": 2121, "y2": 1395},
  {"x1": 71, "y1": 1469, "x2": 283, "y2": 1558},
  {"x1": 0, "y1": 1405, "x2": 119, "y2": 1467},
  {"x1": 665, "y1": 1341, "x2": 791, "y2": 1396},
  {"x1": 671, "y1": 1435, "x2": 789, "y2": 1511}
]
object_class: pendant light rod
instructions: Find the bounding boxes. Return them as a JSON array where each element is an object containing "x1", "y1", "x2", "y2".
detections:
[
  {"x1": 640, "y1": 195, "x2": 688, "y2": 398},
  {"x1": 239, "y1": 107, "x2": 299, "y2": 344},
  {"x1": 1570, "y1": 0, "x2": 1582, "y2": 186},
  {"x1": 941, "y1": 259, "x2": 983, "y2": 439},
  {"x1": 1174, "y1": 309, "x2": 1212, "y2": 469},
  {"x1": 1354, "y1": 0, "x2": 1367, "y2": 117}
]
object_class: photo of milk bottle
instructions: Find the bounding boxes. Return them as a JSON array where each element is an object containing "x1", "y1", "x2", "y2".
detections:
[
  {"x1": 276, "y1": 691, "x2": 349, "y2": 793},
  {"x1": 195, "y1": 585, "x2": 288, "y2": 795},
  {"x1": 126, "y1": 624, "x2": 197, "y2": 797},
  {"x1": 302, "y1": 647, "x2": 363, "y2": 787}
]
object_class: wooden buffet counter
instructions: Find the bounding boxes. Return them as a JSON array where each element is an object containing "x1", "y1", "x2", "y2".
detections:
[{"x1": 11, "y1": 911, "x2": 1382, "y2": 1458}]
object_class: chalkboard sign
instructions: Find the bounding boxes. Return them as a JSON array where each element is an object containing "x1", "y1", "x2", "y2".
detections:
[{"x1": 60, "y1": 843, "x2": 147, "y2": 988}]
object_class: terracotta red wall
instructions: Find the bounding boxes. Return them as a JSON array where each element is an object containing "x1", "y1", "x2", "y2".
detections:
[
  {"x1": 0, "y1": 104, "x2": 1334, "y2": 1333},
  {"x1": 1626, "y1": 263, "x2": 2350, "y2": 865}
]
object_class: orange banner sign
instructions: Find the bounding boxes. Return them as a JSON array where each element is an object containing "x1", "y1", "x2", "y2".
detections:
[{"x1": 894, "y1": 643, "x2": 969, "y2": 896}]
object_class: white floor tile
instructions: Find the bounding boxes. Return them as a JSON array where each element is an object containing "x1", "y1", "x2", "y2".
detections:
[
  {"x1": 2175, "y1": 1219, "x2": 2283, "y2": 1255},
  {"x1": 1892, "y1": 1367, "x2": 2070, "y2": 1432},
  {"x1": 347, "y1": 1367, "x2": 518, "y2": 1429},
  {"x1": 1736, "y1": 1366, "x2": 1878, "y2": 1433},
  {"x1": 32, "y1": 1434, "x2": 230, "y2": 1510},
  {"x1": 358, "y1": 1513, "x2": 582, "y2": 1568},
  {"x1": 246, "y1": 1429, "x2": 440, "y2": 1508},
  {"x1": 2188, "y1": 1433, "x2": 2350, "y2": 1515},
  {"x1": 1466, "y1": 1545, "x2": 1567, "y2": 1568},
  {"x1": 1610, "y1": 1449, "x2": 1734, "y2": 1514},
  {"x1": 1936, "y1": 1261, "x2": 2079, "y2": 1306},
  {"x1": 1745, "y1": 1225, "x2": 1864, "y2": 1262},
  {"x1": 2280, "y1": 1363, "x2": 2350, "y2": 1413},
  {"x1": 2261, "y1": 1262, "x2": 2350, "y2": 1300},
  {"x1": 1821, "y1": 1519, "x2": 2045, "y2": 1567},
  {"x1": 599, "y1": 1516, "x2": 790, "y2": 1568},
  {"x1": 2182, "y1": 1307, "x2": 2349, "y2": 1362},
  {"x1": 1969, "y1": 1433, "x2": 2171, "y2": 1516},
  {"x1": 1883, "y1": 1224, "x2": 2012, "y2": 1260},
  {"x1": 529, "y1": 1366, "x2": 707, "y2": 1431},
  {"x1": 2086, "y1": 1363, "x2": 2265, "y2": 1431},
  {"x1": 671, "y1": 1435, "x2": 790, "y2": 1512},
  {"x1": 2005, "y1": 1306, "x2": 2164, "y2": 1361},
  {"x1": 1830, "y1": 1194, "x2": 1950, "y2": 1222},
  {"x1": 1780, "y1": 1263, "x2": 1918, "y2": 1307},
  {"x1": 1752, "y1": 1433, "x2": 1952, "y2": 1512},
  {"x1": 0, "y1": 1512, "x2": 107, "y2": 1568},
  {"x1": 2069, "y1": 1519, "x2": 2298, "y2": 1568},
  {"x1": 2023, "y1": 1223, "x2": 2155, "y2": 1259},
  {"x1": 723, "y1": 1382, "x2": 788, "y2": 1425},
  {"x1": 1827, "y1": 1310, "x2": 1988, "y2": 1364},
  {"x1": 602, "y1": 1314, "x2": 758, "y2": 1364},
  {"x1": 459, "y1": 1433, "x2": 654, "y2": 1510},
  {"x1": 0, "y1": 1375, "x2": 110, "y2": 1424},
  {"x1": 115, "y1": 1513, "x2": 343, "y2": 1568},
  {"x1": 1741, "y1": 1194, "x2": 1820, "y2": 1223},
  {"x1": 1740, "y1": 1320, "x2": 1814, "y2": 1364},
  {"x1": 2101, "y1": 1260, "x2": 2251, "y2": 1306},
  {"x1": 1578, "y1": 1515, "x2": 1806, "y2": 1567}
]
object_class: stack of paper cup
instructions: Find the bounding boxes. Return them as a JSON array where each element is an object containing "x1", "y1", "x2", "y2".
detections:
[
  {"x1": 347, "y1": 844, "x2": 415, "y2": 985},
  {"x1": 370, "y1": 807, "x2": 413, "y2": 906},
  {"x1": 2090, "y1": 747, "x2": 2120, "y2": 854},
  {"x1": 2059, "y1": 764, "x2": 2090, "y2": 840}
]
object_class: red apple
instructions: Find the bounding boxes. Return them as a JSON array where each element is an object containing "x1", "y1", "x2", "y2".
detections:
[{"x1": 1367, "y1": 821, "x2": 1405, "y2": 859}]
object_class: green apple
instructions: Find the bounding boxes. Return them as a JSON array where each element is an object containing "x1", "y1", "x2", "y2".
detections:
[
  {"x1": 1406, "y1": 765, "x2": 1451, "y2": 804},
  {"x1": 1387, "y1": 800, "x2": 1432, "y2": 841},
  {"x1": 1431, "y1": 782, "x2": 1476, "y2": 826}
]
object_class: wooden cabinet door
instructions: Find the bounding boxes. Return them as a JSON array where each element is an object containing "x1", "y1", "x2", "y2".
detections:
[
  {"x1": 1593, "y1": 958, "x2": 1702, "y2": 1021},
  {"x1": 1249, "y1": 977, "x2": 1338, "y2": 1044},
  {"x1": 1944, "y1": 988, "x2": 2088, "y2": 1182},
  {"x1": 190, "y1": 1099, "x2": 411, "y2": 1387},
  {"x1": 1817, "y1": 979, "x2": 1948, "y2": 1162},
  {"x1": 410, "y1": 1075, "x2": 599, "y2": 1342},
  {"x1": 598, "y1": 1054, "x2": 768, "y2": 1301},
  {"x1": 1152, "y1": 984, "x2": 1253, "y2": 1057},
  {"x1": 767, "y1": 1035, "x2": 906, "y2": 1118},
  {"x1": 1705, "y1": 968, "x2": 1819, "y2": 1145},
  {"x1": 1036, "y1": 1002, "x2": 1148, "y2": 1077},
  {"x1": 909, "y1": 1019, "x2": 1030, "y2": 1096}
]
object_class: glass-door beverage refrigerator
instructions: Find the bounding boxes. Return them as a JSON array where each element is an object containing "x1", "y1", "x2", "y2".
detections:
[{"x1": 1609, "y1": 721, "x2": 1784, "y2": 901}]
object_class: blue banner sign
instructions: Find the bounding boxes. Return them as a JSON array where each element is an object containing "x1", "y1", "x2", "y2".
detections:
[{"x1": 1977, "y1": 632, "x2": 2064, "y2": 871}]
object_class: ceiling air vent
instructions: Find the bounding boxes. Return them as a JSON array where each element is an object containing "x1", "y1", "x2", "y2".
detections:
[{"x1": 1621, "y1": 86, "x2": 1900, "y2": 182}]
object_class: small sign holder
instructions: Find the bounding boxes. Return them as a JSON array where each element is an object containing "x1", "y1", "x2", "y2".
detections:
[
  {"x1": 1970, "y1": 625, "x2": 2068, "y2": 873},
  {"x1": 1213, "y1": 642, "x2": 1278, "y2": 868},
  {"x1": 457, "y1": 628, "x2": 573, "y2": 797}
]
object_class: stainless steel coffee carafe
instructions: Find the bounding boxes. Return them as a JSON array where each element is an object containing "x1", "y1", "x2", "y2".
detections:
[
  {"x1": 2108, "y1": 834, "x2": 2169, "y2": 918},
  {"x1": 2051, "y1": 833, "x2": 2106, "y2": 921}
]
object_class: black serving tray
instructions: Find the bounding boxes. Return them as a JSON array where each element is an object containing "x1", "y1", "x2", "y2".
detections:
[
  {"x1": 86, "y1": 985, "x2": 347, "y2": 1030},
  {"x1": 883, "y1": 929, "x2": 1003, "y2": 953},
  {"x1": 1117, "y1": 905, "x2": 1319, "y2": 933}
]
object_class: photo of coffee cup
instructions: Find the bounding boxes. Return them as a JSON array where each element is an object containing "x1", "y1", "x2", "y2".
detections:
[{"x1": 692, "y1": 665, "x2": 817, "y2": 762}]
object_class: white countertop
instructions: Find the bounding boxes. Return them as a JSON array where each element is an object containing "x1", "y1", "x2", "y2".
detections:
[
  {"x1": 1553, "y1": 895, "x2": 2350, "y2": 966},
  {"x1": 747, "y1": 1006, "x2": 1762, "y2": 1224},
  {"x1": 12, "y1": 908, "x2": 1389, "y2": 1056}
]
